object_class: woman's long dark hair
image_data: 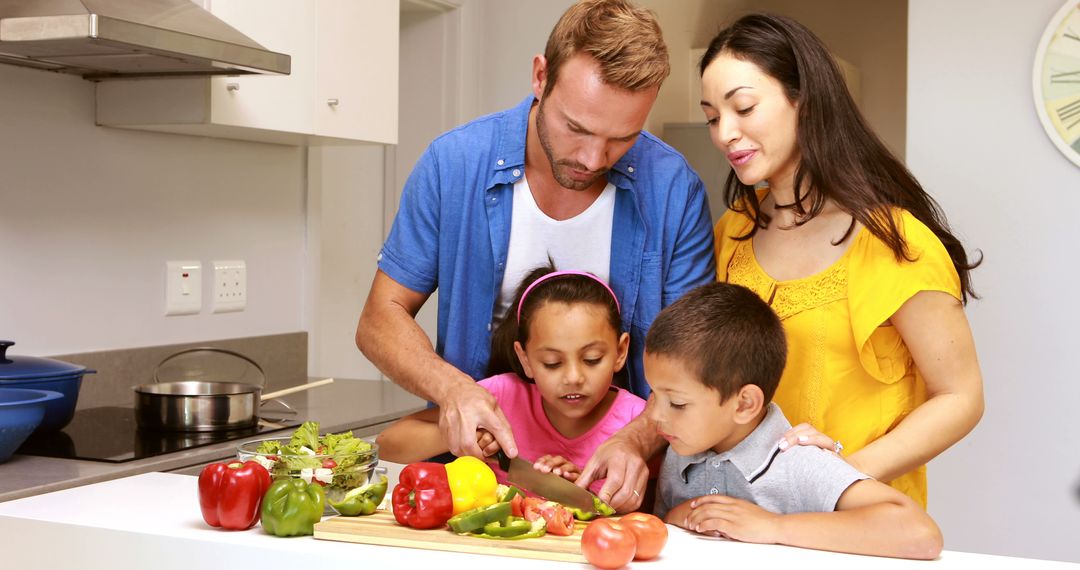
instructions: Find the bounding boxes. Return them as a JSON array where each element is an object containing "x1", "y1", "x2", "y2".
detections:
[
  {"x1": 487, "y1": 263, "x2": 626, "y2": 386},
  {"x1": 701, "y1": 13, "x2": 981, "y2": 302}
]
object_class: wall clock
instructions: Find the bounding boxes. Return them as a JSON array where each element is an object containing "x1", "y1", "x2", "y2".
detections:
[{"x1": 1033, "y1": 0, "x2": 1080, "y2": 168}]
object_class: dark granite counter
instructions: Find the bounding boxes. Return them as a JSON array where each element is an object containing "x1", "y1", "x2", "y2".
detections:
[{"x1": 0, "y1": 377, "x2": 425, "y2": 503}]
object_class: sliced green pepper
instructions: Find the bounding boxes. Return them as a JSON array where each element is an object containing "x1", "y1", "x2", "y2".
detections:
[
  {"x1": 447, "y1": 501, "x2": 512, "y2": 534},
  {"x1": 475, "y1": 517, "x2": 546, "y2": 540},
  {"x1": 328, "y1": 474, "x2": 388, "y2": 516},
  {"x1": 482, "y1": 517, "x2": 532, "y2": 537},
  {"x1": 495, "y1": 484, "x2": 524, "y2": 503},
  {"x1": 260, "y1": 478, "x2": 326, "y2": 537},
  {"x1": 569, "y1": 495, "x2": 617, "y2": 520}
]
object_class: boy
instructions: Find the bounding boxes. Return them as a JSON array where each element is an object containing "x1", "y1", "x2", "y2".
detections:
[{"x1": 644, "y1": 282, "x2": 943, "y2": 560}]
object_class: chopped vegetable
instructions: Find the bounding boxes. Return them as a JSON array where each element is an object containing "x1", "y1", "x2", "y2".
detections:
[
  {"x1": 496, "y1": 484, "x2": 523, "y2": 503},
  {"x1": 447, "y1": 502, "x2": 512, "y2": 534},
  {"x1": 569, "y1": 495, "x2": 617, "y2": 520},
  {"x1": 329, "y1": 475, "x2": 388, "y2": 516},
  {"x1": 474, "y1": 517, "x2": 546, "y2": 540},
  {"x1": 254, "y1": 421, "x2": 374, "y2": 498}
]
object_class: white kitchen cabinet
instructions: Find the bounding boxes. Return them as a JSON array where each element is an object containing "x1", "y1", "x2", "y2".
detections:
[{"x1": 96, "y1": 0, "x2": 398, "y2": 145}]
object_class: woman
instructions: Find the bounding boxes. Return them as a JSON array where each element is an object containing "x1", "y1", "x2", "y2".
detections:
[{"x1": 701, "y1": 13, "x2": 983, "y2": 506}]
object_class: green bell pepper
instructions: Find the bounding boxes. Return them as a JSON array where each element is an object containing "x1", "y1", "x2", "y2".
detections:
[
  {"x1": 482, "y1": 517, "x2": 533, "y2": 538},
  {"x1": 569, "y1": 495, "x2": 617, "y2": 520},
  {"x1": 447, "y1": 501, "x2": 512, "y2": 534},
  {"x1": 328, "y1": 475, "x2": 388, "y2": 516},
  {"x1": 260, "y1": 478, "x2": 326, "y2": 537},
  {"x1": 475, "y1": 517, "x2": 546, "y2": 540}
]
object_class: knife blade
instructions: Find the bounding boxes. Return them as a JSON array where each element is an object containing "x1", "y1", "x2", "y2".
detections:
[{"x1": 494, "y1": 450, "x2": 597, "y2": 512}]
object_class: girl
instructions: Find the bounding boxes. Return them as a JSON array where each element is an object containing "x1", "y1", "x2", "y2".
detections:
[
  {"x1": 701, "y1": 13, "x2": 984, "y2": 506},
  {"x1": 376, "y1": 266, "x2": 646, "y2": 492}
]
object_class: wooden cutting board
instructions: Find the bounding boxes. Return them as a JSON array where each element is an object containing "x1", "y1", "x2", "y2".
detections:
[{"x1": 314, "y1": 510, "x2": 590, "y2": 563}]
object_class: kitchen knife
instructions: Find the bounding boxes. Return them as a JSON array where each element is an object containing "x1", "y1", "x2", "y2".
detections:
[{"x1": 494, "y1": 450, "x2": 597, "y2": 512}]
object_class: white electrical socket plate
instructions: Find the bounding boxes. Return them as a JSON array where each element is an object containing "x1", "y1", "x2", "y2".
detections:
[
  {"x1": 165, "y1": 261, "x2": 202, "y2": 316},
  {"x1": 212, "y1": 260, "x2": 246, "y2": 313}
]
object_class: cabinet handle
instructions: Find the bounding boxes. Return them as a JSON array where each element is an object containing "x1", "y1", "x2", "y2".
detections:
[
  {"x1": 327, "y1": 98, "x2": 339, "y2": 107},
  {"x1": 226, "y1": 82, "x2": 240, "y2": 92}
]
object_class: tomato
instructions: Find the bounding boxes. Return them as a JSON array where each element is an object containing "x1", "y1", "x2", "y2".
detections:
[
  {"x1": 581, "y1": 518, "x2": 636, "y2": 569},
  {"x1": 619, "y1": 512, "x2": 668, "y2": 560},
  {"x1": 514, "y1": 497, "x2": 571, "y2": 535},
  {"x1": 521, "y1": 497, "x2": 547, "y2": 522},
  {"x1": 539, "y1": 502, "x2": 575, "y2": 536},
  {"x1": 510, "y1": 494, "x2": 525, "y2": 518}
]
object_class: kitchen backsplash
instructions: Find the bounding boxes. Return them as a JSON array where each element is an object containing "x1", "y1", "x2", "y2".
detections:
[{"x1": 50, "y1": 332, "x2": 308, "y2": 409}]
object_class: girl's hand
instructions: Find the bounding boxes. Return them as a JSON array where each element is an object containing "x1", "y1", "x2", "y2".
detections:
[
  {"x1": 476, "y1": 429, "x2": 501, "y2": 458},
  {"x1": 684, "y1": 495, "x2": 781, "y2": 544},
  {"x1": 533, "y1": 455, "x2": 581, "y2": 481},
  {"x1": 777, "y1": 422, "x2": 844, "y2": 456}
]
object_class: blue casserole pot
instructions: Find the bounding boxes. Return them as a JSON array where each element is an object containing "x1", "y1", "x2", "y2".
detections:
[
  {"x1": 0, "y1": 341, "x2": 96, "y2": 432},
  {"x1": 0, "y1": 388, "x2": 64, "y2": 462}
]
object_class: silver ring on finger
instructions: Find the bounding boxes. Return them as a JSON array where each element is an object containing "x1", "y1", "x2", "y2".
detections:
[{"x1": 833, "y1": 440, "x2": 844, "y2": 454}]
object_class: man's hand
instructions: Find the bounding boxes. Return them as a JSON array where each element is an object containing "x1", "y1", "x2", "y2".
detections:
[
  {"x1": 533, "y1": 455, "x2": 581, "y2": 481},
  {"x1": 576, "y1": 435, "x2": 649, "y2": 512},
  {"x1": 438, "y1": 381, "x2": 518, "y2": 459},
  {"x1": 683, "y1": 495, "x2": 781, "y2": 544}
]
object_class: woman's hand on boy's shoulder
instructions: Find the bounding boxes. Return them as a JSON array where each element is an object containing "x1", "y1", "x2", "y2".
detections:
[
  {"x1": 683, "y1": 495, "x2": 781, "y2": 544},
  {"x1": 533, "y1": 455, "x2": 581, "y2": 481},
  {"x1": 778, "y1": 423, "x2": 843, "y2": 456}
]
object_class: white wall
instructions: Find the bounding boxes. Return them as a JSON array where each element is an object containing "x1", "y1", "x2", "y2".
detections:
[
  {"x1": 305, "y1": 145, "x2": 386, "y2": 380},
  {"x1": 909, "y1": 0, "x2": 1080, "y2": 563},
  {"x1": 467, "y1": 0, "x2": 905, "y2": 154},
  {"x1": 0, "y1": 65, "x2": 307, "y2": 357}
]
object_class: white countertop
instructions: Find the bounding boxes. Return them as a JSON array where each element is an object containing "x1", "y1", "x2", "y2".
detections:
[{"x1": 0, "y1": 472, "x2": 1073, "y2": 569}]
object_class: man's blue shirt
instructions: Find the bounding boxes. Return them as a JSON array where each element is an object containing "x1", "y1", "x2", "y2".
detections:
[{"x1": 378, "y1": 95, "x2": 715, "y2": 397}]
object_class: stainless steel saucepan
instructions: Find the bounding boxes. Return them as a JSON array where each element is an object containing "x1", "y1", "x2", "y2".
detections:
[
  {"x1": 133, "y1": 347, "x2": 333, "y2": 432},
  {"x1": 133, "y1": 378, "x2": 334, "y2": 432}
]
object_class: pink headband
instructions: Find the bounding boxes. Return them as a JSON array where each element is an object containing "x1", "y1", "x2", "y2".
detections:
[{"x1": 516, "y1": 270, "x2": 620, "y2": 323}]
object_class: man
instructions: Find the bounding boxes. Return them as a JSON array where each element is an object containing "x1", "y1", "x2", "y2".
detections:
[{"x1": 356, "y1": 0, "x2": 713, "y2": 511}]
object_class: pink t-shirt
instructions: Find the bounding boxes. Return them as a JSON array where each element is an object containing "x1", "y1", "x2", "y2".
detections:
[{"x1": 478, "y1": 372, "x2": 647, "y2": 495}]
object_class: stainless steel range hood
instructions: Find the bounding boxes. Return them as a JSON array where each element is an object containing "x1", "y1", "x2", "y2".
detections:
[{"x1": 0, "y1": 0, "x2": 290, "y2": 80}]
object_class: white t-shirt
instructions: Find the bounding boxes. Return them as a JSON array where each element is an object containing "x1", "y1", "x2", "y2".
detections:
[{"x1": 494, "y1": 176, "x2": 616, "y2": 323}]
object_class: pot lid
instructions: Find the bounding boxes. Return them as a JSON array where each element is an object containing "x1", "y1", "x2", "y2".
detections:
[
  {"x1": 0, "y1": 340, "x2": 88, "y2": 381},
  {"x1": 154, "y1": 347, "x2": 264, "y2": 387}
]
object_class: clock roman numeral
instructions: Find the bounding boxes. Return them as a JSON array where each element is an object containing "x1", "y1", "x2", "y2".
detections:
[
  {"x1": 1052, "y1": 70, "x2": 1080, "y2": 83},
  {"x1": 1057, "y1": 99, "x2": 1080, "y2": 129},
  {"x1": 1066, "y1": 26, "x2": 1080, "y2": 42}
]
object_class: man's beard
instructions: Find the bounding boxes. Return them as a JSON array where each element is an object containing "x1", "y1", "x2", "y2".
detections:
[{"x1": 536, "y1": 100, "x2": 608, "y2": 191}]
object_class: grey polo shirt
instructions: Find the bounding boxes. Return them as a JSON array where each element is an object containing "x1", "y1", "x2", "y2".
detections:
[{"x1": 654, "y1": 403, "x2": 869, "y2": 521}]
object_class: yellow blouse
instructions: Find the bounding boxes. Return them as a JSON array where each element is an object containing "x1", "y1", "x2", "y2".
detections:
[{"x1": 714, "y1": 205, "x2": 961, "y2": 507}]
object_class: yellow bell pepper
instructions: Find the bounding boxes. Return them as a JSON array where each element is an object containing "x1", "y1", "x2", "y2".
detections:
[{"x1": 444, "y1": 455, "x2": 499, "y2": 515}]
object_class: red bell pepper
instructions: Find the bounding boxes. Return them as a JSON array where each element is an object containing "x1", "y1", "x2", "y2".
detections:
[
  {"x1": 198, "y1": 460, "x2": 272, "y2": 530},
  {"x1": 391, "y1": 462, "x2": 454, "y2": 529}
]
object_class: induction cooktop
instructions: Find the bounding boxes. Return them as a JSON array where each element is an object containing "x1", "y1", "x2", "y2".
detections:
[{"x1": 16, "y1": 406, "x2": 298, "y2": 463}]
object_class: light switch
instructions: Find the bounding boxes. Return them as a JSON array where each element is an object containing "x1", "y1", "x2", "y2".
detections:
[
  {"x1": 165, "y1": 261, "x2": 202, "y2": 316},
  {"x1": 212, "y1": 260, "x2": 246, "y2": 313}
]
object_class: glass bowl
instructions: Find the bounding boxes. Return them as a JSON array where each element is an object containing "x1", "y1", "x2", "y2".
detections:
[{"x1": 237, "y1": 437, "x2": 381, "y2": 513}]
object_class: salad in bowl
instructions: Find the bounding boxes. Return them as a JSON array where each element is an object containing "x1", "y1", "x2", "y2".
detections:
[{"x1": 238, "y1": 421, "x2": 385, "y2": 515}]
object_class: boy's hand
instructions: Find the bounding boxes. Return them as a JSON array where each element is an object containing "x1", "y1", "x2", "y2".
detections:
[
  {"x1": 533, "y1": 455, "x2": 581, "y2": 481},
  {"x1": 684, "y1": 495, "x2": 781, "y2": 544}
]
